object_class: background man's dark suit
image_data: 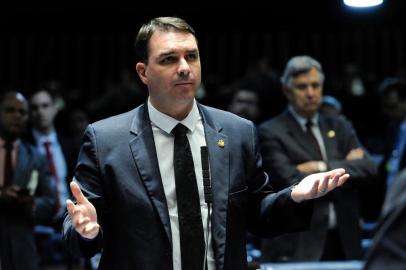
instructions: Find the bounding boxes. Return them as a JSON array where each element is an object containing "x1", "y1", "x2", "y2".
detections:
[
  {"x1": 258, "y1": 111, "x2": 377, "y2": 261},
  {"x1": 0, "y1": 140, "x2": 57, "y2": 270},
  {"x1": 63, "y1": 103, "x2": 313, "y2": 270}
]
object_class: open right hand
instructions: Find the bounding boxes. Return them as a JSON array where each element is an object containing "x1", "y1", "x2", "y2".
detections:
[{"x1": 66, "y1": 181, "x2": 100, "y2": 239}]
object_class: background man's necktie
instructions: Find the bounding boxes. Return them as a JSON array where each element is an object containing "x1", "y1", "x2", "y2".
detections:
[
  {"x1": 172, "y1": 123, "x2": 205, "y2": 270},
  {"x1": 306, "y1": 120, "x2": 323, "y2": 160},
  {"x1": 43, "y1": 141, "x2": 61, "y2": 212}
]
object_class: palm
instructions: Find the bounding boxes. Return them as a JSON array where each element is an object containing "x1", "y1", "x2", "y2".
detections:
[{"x1": 291, "y1": 168, "x2": 349, "y2": 202}]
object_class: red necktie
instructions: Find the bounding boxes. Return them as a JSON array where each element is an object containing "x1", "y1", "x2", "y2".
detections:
[
  {"x1": 43, "y1": 141, "x2": 60, "y2": 211},
  {"x1": 3, "y1": 141, "x2": 14, "y2": 187}
]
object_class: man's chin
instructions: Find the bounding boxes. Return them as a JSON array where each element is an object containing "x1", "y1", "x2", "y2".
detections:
[{"x1": 176, "y1": 94, "x2": 195, "y2": 103}]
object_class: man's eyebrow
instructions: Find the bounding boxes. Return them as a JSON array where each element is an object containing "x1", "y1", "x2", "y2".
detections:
[
  {"x1": 186, "y1": 49, "x2": 199, "y2": 54},
  {"x1": 158, "y1": 51, "x2": 176, "y2": 58},
  {"x1": 158, "y1": 49, "x2": 199, "y2": 58}
]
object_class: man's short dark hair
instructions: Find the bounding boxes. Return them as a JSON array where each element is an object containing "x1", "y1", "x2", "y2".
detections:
[{"x1": 134, "y1": 17, "x2": 196, "y2": 64}]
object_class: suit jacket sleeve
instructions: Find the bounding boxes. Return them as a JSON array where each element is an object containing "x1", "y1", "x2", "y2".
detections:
[
  {"x1": 245, "y1": 122, "x2": 313, "y2": 237},
  {"x1": 62, "y1": 125, "x2": 107, "y2": 258},
  {"x1": 326, "y1": 118, "x2": 377, "y2": 184}
]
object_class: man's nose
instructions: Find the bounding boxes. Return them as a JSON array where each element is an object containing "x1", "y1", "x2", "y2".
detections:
[
  {"x1": 178, "y1": 58, "x2": 190, "y2": 77},
  {"x1": 304, "y1": 85, "x2": 318, "y2": 95}
]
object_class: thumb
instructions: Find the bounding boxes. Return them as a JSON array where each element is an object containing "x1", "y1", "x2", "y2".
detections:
[{"x1": 70, "y1": 181, "x2": 88, "y2": 204}]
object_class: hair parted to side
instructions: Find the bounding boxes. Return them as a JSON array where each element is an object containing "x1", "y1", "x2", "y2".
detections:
[
  {"x1": 280, "y1": 55, "x2": 325, "y2": 88},
  {"x1": 134, "y1": 17, "x2": 196, "y2": 64}
]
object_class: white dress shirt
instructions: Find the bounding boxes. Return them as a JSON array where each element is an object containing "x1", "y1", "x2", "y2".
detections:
[
  {"x1": 288, "y1": 106, "x2": 327, "y2": 161},
  {"x1": 148, "y1": 98, "x2": 215, "y2": 270}
]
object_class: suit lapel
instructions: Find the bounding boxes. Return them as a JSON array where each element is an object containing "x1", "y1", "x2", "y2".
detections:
[
  {"x1": 128, "y1": 105, "x2": 172, "y2": 245},
  {"x1": 319, "y1": 116, "x2": 335, "y2": 160},
  {"x1": 199, "y1": 105, "x2": 229, "y2": 264},
  {"x1": 14, "y1": 142, "x2": 33, "y2": 187}
]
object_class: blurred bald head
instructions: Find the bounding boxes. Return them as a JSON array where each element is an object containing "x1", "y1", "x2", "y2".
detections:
[{"x1": 0, "y1": 91, "x2": 29, "y2": 141}]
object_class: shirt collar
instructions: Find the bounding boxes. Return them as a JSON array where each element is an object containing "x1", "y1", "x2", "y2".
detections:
[
  {"x1": 32, "y1": 129, "x2": 58, "y2": 145},
  {"x1": 288, "y1": 105, "x2": 319, "y2": 131},
  {"x1": 147, "y1": 98, "x2": 201, "y2": 134}
]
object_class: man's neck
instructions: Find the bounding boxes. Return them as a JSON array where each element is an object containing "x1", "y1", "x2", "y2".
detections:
[
  {"x1": 34, "y1": 127, "x2": 55, "y2": 136},
  {"x1": 150, "y1": 99, "x2": 194, "y2": 121},
  {"x1": 0, "y1": 132, "x2": 17, "y2": 143}
]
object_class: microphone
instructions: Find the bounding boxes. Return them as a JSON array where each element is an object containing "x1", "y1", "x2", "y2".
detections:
[
  {"x1": 200, "y1": 146, "x2": 212, "y2": 204},
  {"x1": 200, "y1": 146, "x2": 212, "y2": 270}
]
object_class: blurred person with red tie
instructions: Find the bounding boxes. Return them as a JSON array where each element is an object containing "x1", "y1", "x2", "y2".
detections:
[
  {"x1": 0, "y1": 91, "x2": 57, "y2": 270},
  {"x1": 28, "y1": 89, "x2": 73, "y2": 225}
]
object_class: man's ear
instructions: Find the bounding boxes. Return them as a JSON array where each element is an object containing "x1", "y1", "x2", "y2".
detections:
[
  {"x1": 282, "y1": 87, "x2": 291, "y2": 99},
  {"x1": 135, "y1": 62, "x2": 148, "y2": 85}
]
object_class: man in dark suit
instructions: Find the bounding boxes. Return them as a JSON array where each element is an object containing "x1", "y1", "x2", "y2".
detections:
[
  {"x1": 28, "y1": 89, "x2": 74, "y2": 222},
  {"x1": 363, "y1": 167, "x2": 406, "y2": 269},
  {"x1": 258, "y1": 55, "x2": 377, "y2": 261},
  {"x1": 0, "y1": 91, "x2": 57, "y2": 270},
  {"x1": 62, "y1": 18, "x2": 350, "y2": 270}
]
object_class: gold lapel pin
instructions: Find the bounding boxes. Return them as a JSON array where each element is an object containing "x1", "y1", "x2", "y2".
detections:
[
  {"x1": 217, "y1": 139, "x2": 225, "y2": 148},
  {"x1": 327, "y1": 130, "x2": 336, "y2": 138}
]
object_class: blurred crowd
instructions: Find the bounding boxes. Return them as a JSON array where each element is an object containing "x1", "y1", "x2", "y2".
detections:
[{"x1": 1, "y1": 52, "x2": 406, "y2": 270}]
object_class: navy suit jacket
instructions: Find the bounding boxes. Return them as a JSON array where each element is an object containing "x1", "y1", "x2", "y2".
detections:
[
  {"x1": 258, "y1": 111, "x2": 377, "y2": 261},
  {"x1": 63, "y1": 103, "x2": 313, "y2": 270}
]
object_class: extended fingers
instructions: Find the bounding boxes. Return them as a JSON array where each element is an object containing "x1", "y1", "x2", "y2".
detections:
[
  {"x1": 66, "y1": 199, "x2": 76, "y2": 215},
  {"x1": 67, "y1": 199, "x2": 89, "y2": 228},
  {"x1": 70, "y1": 181, "x2": 88, "y2": 204},
  {"x1": 318, "y1": 174, "x2": 329, "y2": 193},
  {"x1": 337, "y1": 173, "x2": 350, "y2": 186},
  {"x1": 322, "y1": 171, "x2": 350, "y2": 194}
]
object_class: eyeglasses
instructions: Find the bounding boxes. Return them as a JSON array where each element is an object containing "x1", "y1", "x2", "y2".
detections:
[{"x1": 292, "y1": 82, "x2": 322, "y2": 91}]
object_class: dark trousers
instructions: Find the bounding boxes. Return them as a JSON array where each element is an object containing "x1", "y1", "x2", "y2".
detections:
[{"x1": 321, "y1": 229, "x2": 346, "y2": 260}]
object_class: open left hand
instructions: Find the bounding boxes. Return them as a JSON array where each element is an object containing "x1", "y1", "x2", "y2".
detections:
[{"x1": 291, "y1": 168, "x2": 349, "y2": 203}]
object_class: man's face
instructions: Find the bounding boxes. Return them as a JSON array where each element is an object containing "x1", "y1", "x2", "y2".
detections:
[
  {"x1": 228, "y1": 90, "x2": 260, "y2": 122},
  {"x1": 29, "y1": 91, "x2": 57, "y2": 132},
  {"x1": 284, "y1": 68, "x2": 323, "y2": 118},
  {"x1": 136, "y1": 31, "x2": 201, "y2": 111},
  {"x1": 0, "y1": 93, "x2": 29, "y2": 138}
]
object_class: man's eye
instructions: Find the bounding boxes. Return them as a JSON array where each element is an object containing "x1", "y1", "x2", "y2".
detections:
[
  {"x1": 295, "y1": 84, "x2": 308, "y2": 90},
  {"x1": 160, "y1": 56, "x2": 176, "y2": 64},
  {"x1": 186, "y1": 54, "x2": 198, "y2": 61},
  {"x1": 311, "y1": 83, "x2": 321, "y2": 88}
]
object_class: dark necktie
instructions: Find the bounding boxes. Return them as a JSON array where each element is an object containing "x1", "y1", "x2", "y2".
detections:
[
  {"x1": 172, "y1": 123, "x2": 205, "y2": 270},
  {"x1": 305, "y1": 120, "x2": 323, "y2": 160},
  {"x1": 3, "y1": 141, "x2": 14, "y2": 187},
  {"x1": 43, "y1": 141, "x2": 60, "y2": 211}
]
